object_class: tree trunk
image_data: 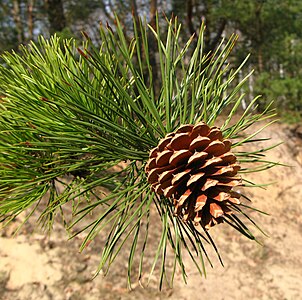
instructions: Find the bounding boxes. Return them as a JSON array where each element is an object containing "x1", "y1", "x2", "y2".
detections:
[
  {"x1": 257, "y1": 47, "x2": 264, "y2": 72},
  {"x1": 13, "y1": 0, "x2": 24, "y2": 44},
  {"x1": 27, "y1": 0, "x2": 35, "y2": 41},
  {"x1": 186, "y1": 0, "x2": 196, "y2": 36},
  {"x1": 130, "y1": 0, "x2": 140, "y2": 39},
  {"x1": 45, "y1": 0, "x2": 66, "y2": 35},
  {"x1": 149, "y1": 0, "x2": 157, "y2": 30},
  {"x1": 255, "y1": 1, "x2": 264, "y2": 72}
]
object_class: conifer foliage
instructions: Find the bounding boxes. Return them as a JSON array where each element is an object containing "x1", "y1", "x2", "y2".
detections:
[{"x1": 0, "y1": 15, "x2": 278, "y2": 288}]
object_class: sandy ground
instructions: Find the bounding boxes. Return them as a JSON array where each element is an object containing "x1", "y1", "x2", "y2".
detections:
[{"x1": 1, "y1": 121, "x2": 302, "y2": 300}]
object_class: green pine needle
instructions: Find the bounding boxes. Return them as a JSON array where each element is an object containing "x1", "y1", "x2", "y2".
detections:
[{"x1": 0, "y1": 14, "x2": 279, "y2": 288}]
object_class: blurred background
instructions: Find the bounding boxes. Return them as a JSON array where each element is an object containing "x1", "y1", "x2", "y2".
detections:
[
  {"x1": 1, "y1": 0, "x2": 302, "y2": 122},
  {"x1": 1, "y1": 1, "x2": 302, "y2": 300}
]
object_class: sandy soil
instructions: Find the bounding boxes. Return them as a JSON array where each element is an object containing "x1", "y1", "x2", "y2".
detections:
[{"x1": 1, "y1": 121, "x2": 302, "y2": 300}]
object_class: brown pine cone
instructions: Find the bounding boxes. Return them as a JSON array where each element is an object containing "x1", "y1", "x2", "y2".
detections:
[{"x1": 145, "y1": 122, "x2": 242, "y2": 229}]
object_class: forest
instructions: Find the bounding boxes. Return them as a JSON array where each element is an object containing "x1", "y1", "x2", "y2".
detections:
[{"x1": 1, "y1": 0, "x2": 302, "y2": 122}]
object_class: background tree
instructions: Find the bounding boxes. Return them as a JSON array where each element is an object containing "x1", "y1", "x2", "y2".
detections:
[
  {"x1": 0, "y1": 0, "x2": 301, "y2": 117},
  {"x1": 45, "y1": 0, "x2": 66, "y2": 35}
]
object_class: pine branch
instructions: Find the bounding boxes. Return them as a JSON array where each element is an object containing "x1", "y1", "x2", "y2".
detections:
[{"x1": 0, "y1": 14, "x2": 280, "y2": 288}]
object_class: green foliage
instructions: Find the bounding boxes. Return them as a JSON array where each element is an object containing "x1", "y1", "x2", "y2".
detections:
[
  {"x1": 252, "y1": 27, "x2": 302, "y2": 120},
  {"x1": 255, "y1": 72, "x2": 302, "y2": 119},
  {"x1": 0, "y1": 15, "x2": 278, "y2": 288},
  {"x1": 1, "y1": 0, "x2": 302, "y2": 121}
]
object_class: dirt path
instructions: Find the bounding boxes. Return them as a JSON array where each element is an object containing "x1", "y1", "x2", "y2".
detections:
[{"x1": 1, "y1": 122, "x2": 302, "y2": 300}]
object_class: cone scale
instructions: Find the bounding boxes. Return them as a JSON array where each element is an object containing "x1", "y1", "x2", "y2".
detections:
[{"x1": 145, "y1": 122, "x2": 242, "y2": 229}]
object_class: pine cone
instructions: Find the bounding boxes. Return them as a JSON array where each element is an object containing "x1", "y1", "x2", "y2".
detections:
[{"x1": 145, "y1": 122, "x2": 242, "y2": 229}]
